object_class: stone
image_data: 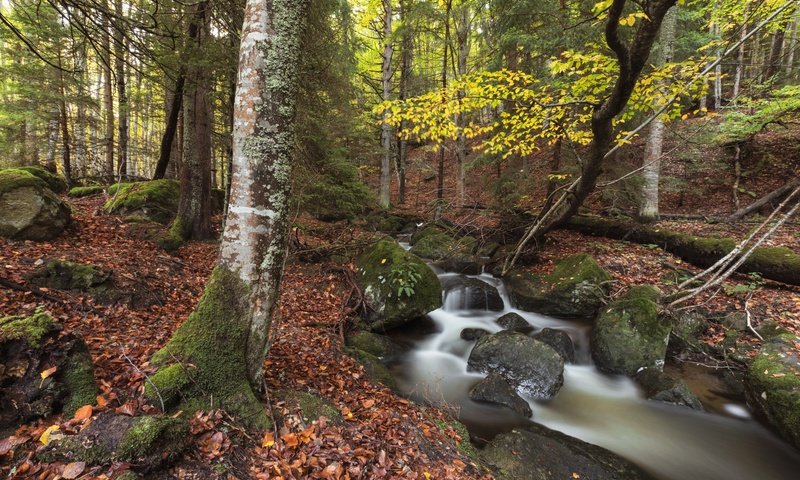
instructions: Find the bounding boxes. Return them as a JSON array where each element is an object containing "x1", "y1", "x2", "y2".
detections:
[
  {"x1": 104, "y1": 179, "x2": 180, "y2": 224},
  {"x1": 345, "y1": 330, "x2": 406, "y2": 359},
  {"x1": 496, "y1": 312, "x2": 530, "y2": 332},
  {"x1": 441, "y1": 276, "x2": 504, "y2": 311},
  {"x1": 15, "y1": 166, "x2": 68, "y2": 193},
  {"x1": 745, "y1": 334, "x2": 800, "y2": 449},
  {"x1": 355, "y1": 238, "x2": 442, "y2": 332},
  {"x1": 505, "y1": 254, "x2": 611, "y2": 318},
  {"x1": 460, "y1": 328, "x2": 490, "y2": 341},
  {"x1": 591, "y1": 285, "x2": 671, "y2": 376},
  {"x1": 469, "y1": 373, "x2": 532, "y2": 417},
  {"x1": 409, "y1": 225, "x2": 477, "y2": 262},
  {"x1": 634, "y1": 368, "x2": 704, "y2": 411},
  {"x1": 532, "y1": 328, "x2": 575, "y2": 363},
  {"x1": 666, "y1": 310, "x2": 707, "y2": 353},
  {"x1": 0, "y1": 169, "x2": 71, "y2": 240},
  {"x1": 481, "y1": 424, "x2": 654, "y2": 480},
  {"x1": 467, "y1": 330, "x2": 564, "y2": 400}
]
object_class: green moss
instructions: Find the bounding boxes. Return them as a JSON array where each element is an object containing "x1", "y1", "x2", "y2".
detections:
[
  {"x1": 157, "y1": 218, "x2": 186, "y2": 252},
  {"x1": 106, "y1": 182, "x2": 132, "y2": 196},
  {"x1": 16, "y1": 166, "x2": 67, "y2": 193},
  {"x1": 410, "y1": 229, "x2": 477, "y2": 261},
  {"x1": 432, "y1": 417, "x2": 480, "y2": 465},
  {"x1": 345, "y1": 330, "x2": 403, "y2": 358},
  {"x1": 105, "y1": 180, "x2": 179, "y2": 224},
  {"x1": 145, "y1": 363, "x2": 190, "y2": 408},
  {"x1": 277, "y1": 390, "x2": 343, "y2": 424},
  {"x1": 150, "y1": 266, "x2": 270, "y2": 429},
  {"x1": 62, "y1": 340, "x2": 99, "y2": 416},
  {"x1": 117, "y1": 415, "x2": 188, "y2": 461},
  {"x1": 0, "y1": 168, "x2": 47, "y2": 196},
  {"x1": 38, "y1": 436, "x2": 111, "y2": 465},
  {"x1": 0, "y1": 312, "x2": 59, "y2": 348},
  {"x1": 27, "y1": 260, "x2": 112, "y2": 293},
  {"x1": 68, "y1": 186, "x2": 105, "y2": 197},
  {"x1": 345, "y1": 348, "x2": 397, "y2": 390}
]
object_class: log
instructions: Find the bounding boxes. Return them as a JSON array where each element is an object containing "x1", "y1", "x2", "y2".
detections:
[
  {"x1": 727, "y1": 176, "x2": 800, "y2": 222},
  {"x1": 563, "y1": 215, "x2": 800, "y2": 286}
]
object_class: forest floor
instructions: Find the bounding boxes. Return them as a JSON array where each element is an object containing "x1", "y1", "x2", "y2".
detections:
[{"x1": 2, "y1": 117, "x2": 800, "y2": 479}]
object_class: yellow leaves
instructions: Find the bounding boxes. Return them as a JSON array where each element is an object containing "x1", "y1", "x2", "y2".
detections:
[
  {"x1": 39, "y1": 425, "x2": 61, "y2": 445},
  {"x1": 40, "y1": 366, "x2": 57, "y2": 380},
  {"x1": 262, "y1": 432, "x2": 275, "y2": 448}
]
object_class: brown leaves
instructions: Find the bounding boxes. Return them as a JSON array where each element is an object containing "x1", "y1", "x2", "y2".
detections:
[{"x1": 61, "y1": 461, "x2": 86, "y2": 479}]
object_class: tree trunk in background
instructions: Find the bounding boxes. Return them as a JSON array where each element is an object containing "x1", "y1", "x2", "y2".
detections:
[
  {"x1": 786, "y1": 15, "x2": 798, "y2": 78},
  {"x1": 114, "y1": 0, "x2": 128, "y2": 178},
  {"x1": 397, "y1": 0, "x2": 412, "y2": 205},
  {"x1": 147, "y1": 1, "x2": 310, "y2": 426},
  {"x1": 454, "y1": 2, "x2": 471, "y2": 208},
  {"x1": 174, "y1": 1, "x2": 212, "y2": 241},
  {"x1": 765, "y1": 26, "x2": 786, "y2": 79},
  {"x1": 153, "y1": 73, "x2": 185, "y2": 179},
  {"x1": 75, "y1": 43, "x2": 87, "y2": 178},
  {"x1": 640, "y1": 4, "x2": 677, "y2": 222},
  {"x1": 44, "y1": 110, "x2": 59, "y2": 173},
  {"x1": 712, "y1": 9, "x2": 722, "y2": 111},
  {"x1": 434, "y1": 0, "x2": 451, "y2": 221},
  {"x1": 102, "y1": 13, "x2": 114, "y2": 181},
  {"x1": 733, "y1": 9, "x2": 748, "y2": 101},
  {"x1": 57, "y1": 52, "x2": 72, "y2": 185},
  {"x1": 379, "y1": 0, "x2": 393, "y2": 209}
]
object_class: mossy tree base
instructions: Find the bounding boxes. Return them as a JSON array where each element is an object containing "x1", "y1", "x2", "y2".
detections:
[{"x1": 145, "y1": 266, "x2": 270, "y2": 429}]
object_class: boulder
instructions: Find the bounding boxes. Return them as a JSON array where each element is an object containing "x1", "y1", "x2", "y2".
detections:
[
  {"x1": 467, "y1": 330, "x2": 564, "y2": 400},
  {"x1": 0, "y1": 313, "x2": 97, "y2": 435},
  {"x1": 469, "y1": 372, "x2": 532, "y2": 417},
  {"x1": 481, "y1": 424, "x2": 654, "y2": 480},
  {"x1": 275, "y1": 389, "x2": 343, "y2": 425},
  {"x1": 591, "y1": 285, "x2": 670, "y2": 376},
  {"x1": 0, "y1": 169, "x2": 71, "y2": 240},
  {"x1": 409, "y1": 225, "x2": 478, "y2": 263},
  {"x1": 532, "y1": 328, "x2": 575, "y2": 363},
  {"x1": 345, "y1": 330, "x2": 406, "y2": 359},
  {"x1": 496, "y1": 312, "x2": 531, "y2": 332},
  {"x1": 634, "y1": 368, "x2": 704, "y2": 410},
  {"x1": 441, "y1": 276, "x2": 504, "y2": 311},
  {"x1": 25, "y1": 260, "x2": 130, "y2": 305},
  {"x1": 15, "y1": 166, "x2": 68, "y2": 193},
  {"x1": 666, "y1": 310, "x2": 707, "y2": 353},
  {"x1": 68, "y1": 185, "x2": 105, "y2": 198},
  {"x1": 355, "y1": 238, "x2": 442, "y2": 332},
  {"x1": 460, "y1": 328, "x2": 490, "y2": 341},
  {"x1": 505, "y1": 254, "x2": 611, "y2": 318},
  {"x1": 104, "y1": 179, "x2": 179, "y2": 224},
  {"x1": 345, "y1": 348, "x2": 398, "y2": 390},
  {"x1": 745, "y1": 334, "x2": 800, "y2": 449}
]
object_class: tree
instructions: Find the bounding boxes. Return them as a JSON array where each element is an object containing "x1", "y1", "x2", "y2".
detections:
[
  {"x1": 379, "y1": 0, "x2": 393, "y2": 209},
  {"x1": 145, "y1": 0, "x2": 310, "y2": 426}
]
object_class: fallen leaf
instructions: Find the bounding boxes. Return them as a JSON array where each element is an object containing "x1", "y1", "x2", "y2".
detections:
[
  {"x1": 39, "y1": 425, "x2": 60, "y2": 445},
  {"x1": 73, "y1": 405, "x2": 93, "y2": 421},
  {"x1": 62, "y1": 461, "x2": 86, "y2": 479},
  {"x1": 96, "y1": 395, "x2": 108, "y2": 407},
  {"x1": 40, "y1": 366, "x2": 57, "y2": 380},
  {"x1": 262, "y1": 432, "x2": 275, "y2": 448}
]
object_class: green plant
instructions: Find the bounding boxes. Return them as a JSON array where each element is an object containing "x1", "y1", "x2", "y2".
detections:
[
  {"x1": 723, "y1": 272, "x2": 764, "y2": 296},
  {"x1": 387, "y1": 264, "x2": 422, "y2": 298}
]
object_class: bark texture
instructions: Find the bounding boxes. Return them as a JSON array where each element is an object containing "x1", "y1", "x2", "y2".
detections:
[{"x1": 379, "y1": 0, "x2": 393, "y2": 209}]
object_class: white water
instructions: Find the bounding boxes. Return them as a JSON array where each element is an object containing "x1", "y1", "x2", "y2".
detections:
[{"x1": 388, "y1": 270, "x2": 800, "y2": 480}]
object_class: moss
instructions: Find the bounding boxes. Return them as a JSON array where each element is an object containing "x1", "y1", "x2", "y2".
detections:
[
  {"x1": 62, "y1": 340, "x2": 99, "y2": 416},
  {"x1": 157, "y1": 218, "x2": 186, "y2": 252},
  {"x1": 105, "y1": 180, "x2": 179, "y2": 224},
  {"x1": 0, "y1": 168, "x2": 47, "y2": 196},
  {"x1": 345, "y1": 330, "x2": 404, "y2": 358},
  {"x1": 346, "y1": 348, "x2": 397, "y2": 390},
  {"x1": 149, "y1": 266, "x2": 270, "y2": 429},
  {"x1": 0, "y1": 312, "x2": 59, "y2": 348},
  {"x1": 410, "y1": 229, "x2": 477, "y2": 261},
  {"x1": 433, "y1": 417, "x2": 480, "y2": 465},
  {"x1": 117, "y1": 415, "x2": 188, "y2": 462},
  {"x1": 106, "y1": 182, "x2": 132, "y2": 196},
  {"x1": 145, "y1": 363, "x2": 190, "y2": 408},
  {"x1": 68, "y1": 186, "x2": 105, "y2": 198},
  {"x1": 277, "y1": 390, "x2": 343, "y2": 424},
  {"x1": 38, "y1": 435, "x2": 111, "y2": 465},
  {"x1": 27, "y1": 260, "x2": 112, "y2": 293},
  {"x1": 16, "y1": 166, "x2": 67, "y2": 193}
]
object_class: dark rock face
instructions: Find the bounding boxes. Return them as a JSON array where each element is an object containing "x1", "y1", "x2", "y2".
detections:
[
  {"x1": 469, "y1": 372, "x2": 532, "y2": 417},
  {"x1": 533, "y1": 328, "x2": 575, "y2": 363},
  {"x1": 591, "y1": 285, "x2": 671, "y2": 376},
  {"x1": 481, "y1": 424, "x2": 655, "y2": 480},
  {"x1": 745, "y1": 334, "x2": 800, "y2": 449},
  {"x1": 345, "y1": 330, "x2": 407, "y2": 359},
  {"x1": 442, "y1": 276, "x2": 504, "y2": 311},
  {"x1": 460, "y1": 328, "x2": 490, "y2": 341},
  {"x1": 634, "y1": 368, "x2": 704, "y2": 411},
  {"x1": 0, "y1": 169, "x2": 71, "y2": 241},
  {"x1": 467, "y1": 331, "x2": 564, "y2": 400},
  {"x1": 496, "y1": 312, "x2": 531, "y2": 332},
  {"x1": 505, "y1": 254, "x2": 611, "y2": 318}
]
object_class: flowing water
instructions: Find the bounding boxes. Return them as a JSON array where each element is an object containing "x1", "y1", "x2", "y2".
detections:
[{"x1": 387, "y1": 268, "x2": 800, "y2": 480}]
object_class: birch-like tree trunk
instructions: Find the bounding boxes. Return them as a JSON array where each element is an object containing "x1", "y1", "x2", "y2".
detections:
[
  {"x1": 379, "y1": 0, "x2": 393, "y2": 209},
  {"x1": 733, "y1": 8, "x2": 748, "y2": 101},
  {"x1": 786, "y1": 14, "x2": 798, "y2": 78},
  {"x1": 639, "y1": 4, "x2": 677, "y2": 222},
  {"x1": 147, "y1": 0, "x2": 309, "y2": 426}
]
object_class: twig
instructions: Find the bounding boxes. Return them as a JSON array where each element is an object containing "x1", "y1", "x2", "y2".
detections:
[
  {"x1": 0, "y1": 276, "x2": 64, "y2": 303},
  {"x1": 744, "y1": 291, "x2": 764, "y2": 341},
  {"x1": 119, "y1": 344, "x2": 164, "y2": 412}
]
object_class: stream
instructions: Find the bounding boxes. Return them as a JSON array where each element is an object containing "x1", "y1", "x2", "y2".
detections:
[{"x1": 386, "y1": 267, "x2": 800, "y2": 480}]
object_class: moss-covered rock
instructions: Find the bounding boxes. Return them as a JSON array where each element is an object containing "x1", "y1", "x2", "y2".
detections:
[
  {"x1": 592, "y1": 285, "x2": 671, "y2": 376},
  {"x1": 146, "y1": 267, "x2": 269, "y2": 429},
  {"x1": 481, "y1": 424, "x2": 654, "y2": 480},
  {"x1": 275, "y1": 390, "x2": 343, "y2": 424},
  {"x1": 105, "y1": 179, "x2": 179, "y2": 224},
  {"x1": 157, "y1": 218, "x2": 186, "y2": 252},
  {"x1": 346, "y1": 347, "x2": 398, "y2": 390},
  {"x1": 745, "y1": 334, "x2": 800, "y2": 449},
  {"x1": 0, "y1": 311, "x2": 59, "y2": 348},
  {"x1": 345, "y1": 330, "x2": 406, "y2": 359},
  {"x1": 665, "y1": 310, "x2": 708, "y2": 354},
  {"x1": 15, "y1": 166, "x2": 68, "y2": 193},
  {"x1": 0, "y1": 169, "x2": 71, "y2": 240},
  {"x1": 26, "y1": 259, "x2": 112, "y2": 292},
  {"x1": 504, "y1": 254, "x2": 612, "y2": 318},
  {"x1": 62, "y1": 339, "x2": 100, "y2": 416},
  {"x1": 409, "y1": 227, "x2": 477, "y2": 263},
  {"x1": 68, "y1": 185, "x2": 105, "y2": 197},
  {"x1": 431, "y1": 416, "x2": 481, "y2": 465},
  {"x1": 355, "y1": 238, "x2": 442, "y2": 332}
]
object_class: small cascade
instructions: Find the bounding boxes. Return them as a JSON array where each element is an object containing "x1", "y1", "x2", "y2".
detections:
[{"x1": 387, "y1": 270, "x2": 800, "y2": 480}]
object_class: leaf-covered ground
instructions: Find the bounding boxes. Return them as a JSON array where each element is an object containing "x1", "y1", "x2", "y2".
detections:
[{"x1": 0, "y1": 196, "x2": 491, "y2": 479}]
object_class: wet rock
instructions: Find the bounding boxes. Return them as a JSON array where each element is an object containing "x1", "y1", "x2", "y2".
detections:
[
  {"x1": 355, "y1": 238, "x2": 442, "y2": 332},
  {"x1": 496, "y1": 312, "x2": 530, "y2": 332},
  {"x1": 345, "y1": 330, "x2": 406, "y2": 359},
  {"x1": 435, "y1": 257, "x2": 483, "y2": 275},
  {"x1": 635, "y1": 368, "x2": 704, "y2": 411},
  {"x1": 467, "y1": 330, "x2": 564, "y2": 400},
  {"x1": 481, "y1": 424, "x2": 654, "y2": 480},
  {"x1": 532, "y1": 328, "x2": 575, "y2": 363},
  {"x1": 0, "y1": 169, "x2": 71, "y2": 241},
  {"x1": 460, "y1": 328, "x2": 490, "y2": 341},
  {"x1": 409, "y1": 225, "x2": 477, "y2": 262},
  {"x1": 505, "y1": 254, "x2": 611, "y2": 318},
  {"x1": 666, "y1": 310, "x2": 707, "y2": 353},
  {"x1": 469, "y1": 373, "x2": 532, "y2": 417},
  {"x1": 442, "y1": 276, "x2": 504, "y2": 311},
  {"x1": 745, "y1": 334, "x2": 800, "y2": 449},
  {"x1": 1, "y1": 313, "x2": 98, "y2": 435},
  {"x1": 592, "y1": 285, "x2": 671, "y2": 376}
]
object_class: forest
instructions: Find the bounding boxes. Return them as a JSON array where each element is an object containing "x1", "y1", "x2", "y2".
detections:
[{"x1": 1, "y1": 0, "x2": 799, "y2": 478}]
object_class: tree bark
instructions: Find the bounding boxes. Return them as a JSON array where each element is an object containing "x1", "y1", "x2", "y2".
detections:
[
  {"x1": 148, "y1": 0, "x2": 310, "y2": 425},
  {"x1": 114, "y1": 0, "x2": 128, "y2": 178},
  {"x1": 102, "y1": 12, "x2": 114, "y2": 181},
  {"x1": 379, "y1": 0, "x2": 393, "y2": 210},
  {"x1": 765, "y1": 26, "x2": 786, "y2": 79},
  {"x1": 397, "y1": 0, "x2": 412, "y2": 205},
  {"x1": 153, "y1": 73, "x2": 185, "y2": 180},
  {"x1": 434, "y1": 0, "x2": 452, "y2": 221},
  {"x1": 728, "y1": 176, "x2": 800, "y2": 221},
  {"x1": 454, "y1": 2, "x2": 471, "y2": 208}
]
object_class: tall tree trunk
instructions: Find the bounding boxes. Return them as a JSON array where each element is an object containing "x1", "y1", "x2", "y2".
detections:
[
  {"x1": 75, "y1": 43, "x2": 87, "y2": 179},
  {"x1": 765, "y1": 26, "x2": 786, "y2": 79},
  {"x1": 454, "y1": 2, "x2": 471, "y2": 208},
  {"x1": 733, "y1": 10, "x2": 748, "y2": 101},
  {"x1": 434, "y1": 0, "x2": 451, "y2": 221},
  {"x1": 397, "y1": 0, "x2": 412, "y2": 205},
  {"x1": 153, "y1": 73, "x2": 185, "y2": 179},
  {"x1": 379, "y1": 0, "x2": 393, "y2": 209},
  {"x1": 640, "y1": 4, "x2": 677, "y2": 222},
  {"x1": 44, "y1": 109, "x2": 59, "y2": 173},
  {"x1": 102, "y1": 13, "x2": 114, "y2": 181},
  {"x1": 713, "y1": 12, "x2": 723, "y2": 110},
  {"x1": 146, "y1": 0, "x2": 310, "y2": 426},
  {"x1": 173, "y1": 1, "x2": 212, "y2": 241},
  {"x1": 57, "y1": 52, "x2": 72, "y2": 185},
  {"x1": 114, "y1": 0, "x2": 128, "y2": 178},
  {"x1": 786, "y1": 14, "x2": 798, "y2": 78}
]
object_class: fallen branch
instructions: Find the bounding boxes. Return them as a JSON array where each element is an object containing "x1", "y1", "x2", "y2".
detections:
[
  {"x1": 727, "y1": 176, "x2": 800, "y2": 222},
  {"x1": 0, "y1": 276, "x2": 63, "y2": 303}
]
